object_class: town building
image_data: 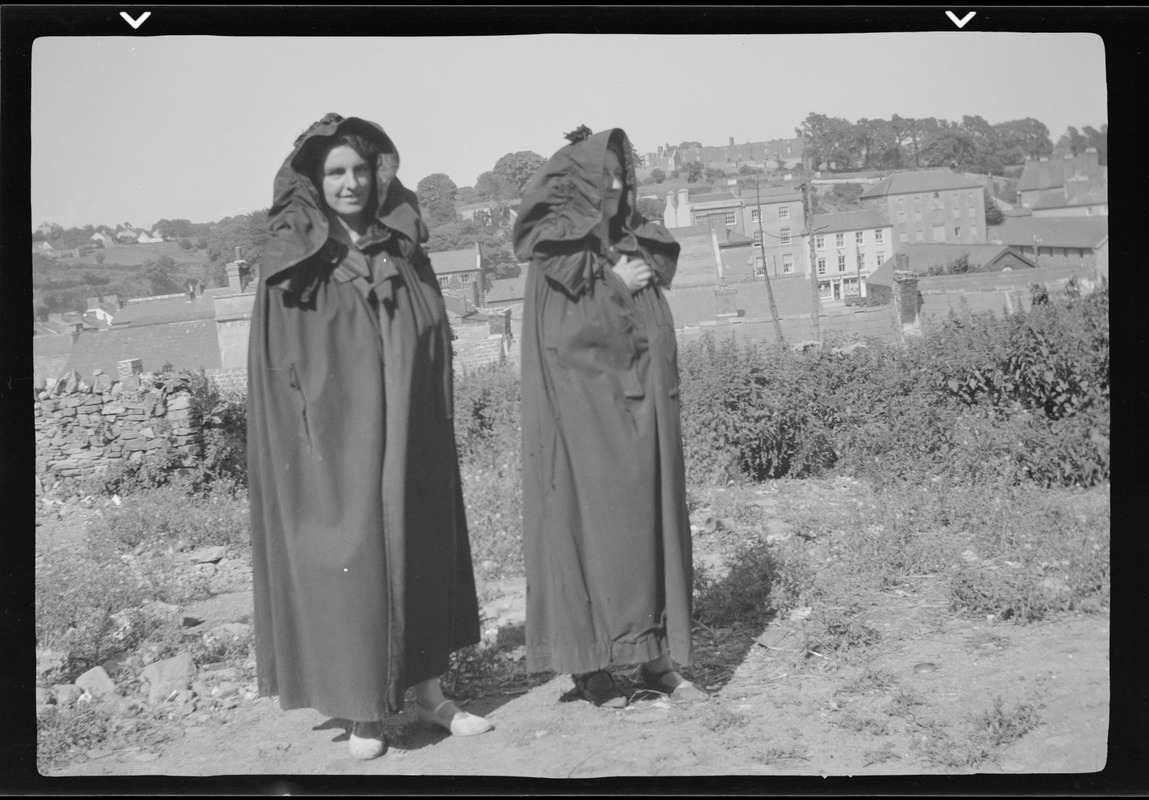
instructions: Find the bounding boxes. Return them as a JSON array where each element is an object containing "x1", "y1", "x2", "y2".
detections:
[
  {"x1": 986, "y1": 217, "x2": 1108, "y2": 276},
  {"x1": 858, "y1": 169, "x2": 987, "y2": 247},
  {"x1": 1016, "y1": 148, "x2": 1106, "y2": 216},
  {"x1": 804, "y1": 209, "x2": 895, "y2": 302},
  {"x1": 428, "y1": 243, "x2": 486, "y2": 307},
  {"x1": 663, "y1": 183, "x2": 809, "y2": 279}
]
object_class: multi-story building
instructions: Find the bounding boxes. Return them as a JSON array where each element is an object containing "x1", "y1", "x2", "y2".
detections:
[
  {"x1": 663, "y1": 184, "x2": 808, "y2": 278},
  {"x1": 858, "y1": 169, "x2": 987, "y2": 247},
  {"x1": 803, "y1": 209, "x2": 894, "y2": 302}
]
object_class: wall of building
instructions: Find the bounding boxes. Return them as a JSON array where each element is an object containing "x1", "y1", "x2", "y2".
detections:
[{"x1": 868, "y1": 188, "x2": 986, "y2": 247}]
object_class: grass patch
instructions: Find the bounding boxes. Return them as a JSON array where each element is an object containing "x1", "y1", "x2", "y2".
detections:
[{"x1": 913, "y1": 695, "x2": 1043, "y2": 768}]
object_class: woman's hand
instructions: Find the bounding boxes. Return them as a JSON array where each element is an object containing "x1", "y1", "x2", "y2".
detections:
[{"x1": 611, "y1": 254, "x2": 654, "y2": 293}]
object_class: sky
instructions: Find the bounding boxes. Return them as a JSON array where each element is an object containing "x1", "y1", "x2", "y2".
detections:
[{"x1": 31, "y1": 30, "x2": 1108, "y2": 231}]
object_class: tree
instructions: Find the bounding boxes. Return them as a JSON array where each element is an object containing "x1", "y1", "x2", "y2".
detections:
[
  {"x1": 636, "y1": 197, "x2": 665, "y2": 220},
  {"x1": 994, "y1": 117, "x2": 1053, "y2": 164},
  {"x1": 650, "y1": 167, "x2": 666, "y2": 183},
  {"x1": 703, "y1": 167, "x2": 727, "y2": 183},
  {"x1": 416, "y1": 172, "x2": 459, "y2": 228},
  {"x1": 95, "y1": 252, "x2": 106, "y2": 265},
  {"x1": 795, "y1": 112, "x2": 855, "y2": 171},
  {"x1": 985, "y1": 192, "x2": 1004, "y2": 226},
  {"x1": 1057, "y1": 126, "x2": 1089, "y2": 157},
  {"x1": 492, "y1": 151, "x2": 546, "y2": 197},
  {"x1": 1081, "y1": 124, "x2": 1107, "y2": 164},
  {"x1": 683, "y1": 161, "x2": 704, "y2": 183}
]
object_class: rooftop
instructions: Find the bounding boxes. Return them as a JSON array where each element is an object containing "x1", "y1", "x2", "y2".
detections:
[
  {"x1": 62, "y1": 319, "x2": 222, "y2": 380},
  {"x1": 858, "y1": 169, "x2": 982, "y2": 199},
  {"x1": 808, "y1": 209, "x2": 891, "y2": 235},
  {"x1": 867, "y1": 244, "x2": 1036, "y2": 286},
  {"x1": 987, "y1": 217, "x2": 1109, "y2": 249},
  {"x1": 428, "y1": 246, "x2": 482, "y2": 275}
]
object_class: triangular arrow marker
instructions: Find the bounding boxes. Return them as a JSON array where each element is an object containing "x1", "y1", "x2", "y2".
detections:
[
  {"x1": 946, "y1": 10, "x2": 976, "y2": 28},
  {"x1": 120, "y1": 11, "x2": 151, "y2": 29}
]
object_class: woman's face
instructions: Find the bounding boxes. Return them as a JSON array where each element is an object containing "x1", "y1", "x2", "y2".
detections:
[
  {"x1": 319, "y1": 144, "x2": 374, "y2": 225},
  {"x1": 602, "y1": 148, "x2": 626, "y2": 221}
]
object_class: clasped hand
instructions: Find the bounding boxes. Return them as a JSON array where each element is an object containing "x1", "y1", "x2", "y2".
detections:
[{"x1": 611, "y1": 254, "x2": 654, "y2": 293}]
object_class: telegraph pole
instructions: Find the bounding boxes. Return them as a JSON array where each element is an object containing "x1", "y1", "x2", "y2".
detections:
[
  {"x1": 756, "y1": 176, "x2": 784, "y2": 344},
  {"x1": 799, "y1": 153, "x2": 822, "y2": 343}
]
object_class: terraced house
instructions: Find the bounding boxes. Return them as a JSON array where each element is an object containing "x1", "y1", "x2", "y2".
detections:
[
  {"x1": 804, "y1": 209, "x2": 894, "y2": 302},
  {"x1": 663, "y1": 184, "x2": 808, "y2": 279}
]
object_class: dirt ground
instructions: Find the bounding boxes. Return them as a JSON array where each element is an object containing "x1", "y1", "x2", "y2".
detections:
[{"x1": 37, "y1": 483, "x2": 1111, "y2": 784}]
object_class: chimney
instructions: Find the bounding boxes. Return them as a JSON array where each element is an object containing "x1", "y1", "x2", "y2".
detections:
[
  {"x1": 729, "y1": 136, "x2": 735, "y2": 147},
  {"x1": 1084, "y1": 146, "x2": 1099, "y2": 170},
  {"x1": 657, "y1": 145, "x2": 664, "y2": 157}
]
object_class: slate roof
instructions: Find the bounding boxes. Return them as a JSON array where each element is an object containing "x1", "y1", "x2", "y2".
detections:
[
  {"x1": 867, "y1": 244, "x2": 1035, "y2": 286},
  {"x1": 986, "y1": 217, "x2": 1109, "y2": 249},
  {"x1": 808, "y1": 209, "x2": 891, "y2": 236},
  {"x1": 859, "y1": 169, "x2": 981, "y2": 198},
  {"x1": 110, "y1": 289, "x2": 227, "y2": 327},
  {"x1": 1017, "y1": 155, "x2": 1106, "y2": 193},
  {"x1": 1029, "y1": 184, "x2": 1108, "y2": 211},
  {"x1": 428, "y1": 247, "x2": 481, "y2": 275},
  {"x1": 61, "y1": 319, "x2": 222, "y2": 380}
]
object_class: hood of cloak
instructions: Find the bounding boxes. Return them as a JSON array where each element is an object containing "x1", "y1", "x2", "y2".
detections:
[
  {"x1": 262, "y1": 114, "x2": 429, "y2": 290},
  {"x1": 512, "y1": 127, "x2": 680, "y2": 296}
]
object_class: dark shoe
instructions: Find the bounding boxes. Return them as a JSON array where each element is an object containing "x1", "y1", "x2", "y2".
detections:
[
  {"x1": 638, "y1": 665, "x2": 710, "y2": 703},
  {"x1": 572, "y1": 670, "x2": 627, "y2": 708}
]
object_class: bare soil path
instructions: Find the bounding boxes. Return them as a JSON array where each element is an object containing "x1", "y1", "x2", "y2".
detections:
[{"x1": 37, "y1": 481, "x2": 1110, "y2": 782}]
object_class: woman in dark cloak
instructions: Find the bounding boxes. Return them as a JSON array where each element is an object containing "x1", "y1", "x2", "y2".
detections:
[
  {"x1": 247, "y1": 114, "x2": 492, "y2": 759},
  {"x1": 514, "y1": 126, "x2": 708, "y2": 708}
]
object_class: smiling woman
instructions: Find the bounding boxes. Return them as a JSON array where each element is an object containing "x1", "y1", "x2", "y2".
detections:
[{"x1": 246, "y1": 113, "x2": 492, "y2": 761}]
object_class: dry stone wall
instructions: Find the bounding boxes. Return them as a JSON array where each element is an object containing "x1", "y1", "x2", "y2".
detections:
[{"x1": 34, "y1": 368, "x2": 203, "y2": 493}]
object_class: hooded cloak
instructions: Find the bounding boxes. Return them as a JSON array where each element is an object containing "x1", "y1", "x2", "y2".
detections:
[
  {"x1": 513, "y1": 128, "x2": 693, "y2": 675},
  {"x1": 248, "y1": 115, "x2": 479, "y2": 721}
]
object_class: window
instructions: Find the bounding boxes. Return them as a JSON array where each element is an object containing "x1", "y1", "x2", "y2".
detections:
[
  {"x1": 952, "y1": 207, "x2": 961, "y2": 219},
  {"x1": 915, "y1": 211, "x2": 923, "y2": 222},
  {"x1": 932, "y1": 195, "x2": 942, "y2": 209},
  {"x1": 780, "y1": 227, "x2": 791, "y2": 245},
  {"x1": 876, "y1": 251, "x2": 885, "y2": 266},
  {"x1": 459, "y1": 273, "x2": 473, "y2": 284},
  {"x1": 750, "y1": 208, "x2": 760, "y2": 222},
  {"x1": 837, "y1": 255, "x2": 847, "y2": 272},
  {"x1": 753, "y1": 230, "x2": 763, "y2": 246},
  {"x1": 835, "y1": 233, "x2": 844, "y2": 248},
  {"x1": 967, "y1": 191, "x2": 975, "y2": 206},
  {"x1": 874, "y1": 229, "x2": 884, "y2": 244},
  {"x1": 969, "y1": 226, "x2": 977, "y2": 239},
  {"x1": 778, "y1": 206, "x2": 790, "y2": 220},
  {"x1": 438, "y1": 277, "x2": 449, "y2": 288},
  {"x1": 1086, "y1": 207, "x2": 1093, "y2": 216},
  {"x1": 968, "y1": 205, "x2": 976, "y2": 216},
  {"x1": 933, "y1": 225, "x2": 946, "y2": 242},
  {"x1": 914, "y1": 196, "x2": 922, "y2": 210},
  {"x1": 782, "y1": 253, "x2": 794, "y2": 274},
  {"x1": 815, "y1": 235, "x2": 824, "y2": 250},
  {"x1": 899, "y1": 232, "x2": 908, "y2": 243},
  {"x1": 724, "y1": 212, "x2": 737, "y2": 226},
  {"x1": 855, "y1": 231, "x2": 865, "y2": 246},
  {"x1": 753, "y1": 257, "x2": 765, "y2": 278},
  {"x1": 817, "y1": 257, "x2": 827, "y2": 275},
  {"x1": 916, "y1": 231, "x2": 924, "y2": 241},
  {"x1": 898, "y1": 197, "x2": 906, "y2": 208},
  {"x1": 897, "y1": 211, "x2": 907, "y2": 223}
]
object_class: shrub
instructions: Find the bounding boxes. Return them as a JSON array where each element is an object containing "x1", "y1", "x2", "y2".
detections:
[{"x1": 87, "y1": 484, "x2": 250, "y2": 553}]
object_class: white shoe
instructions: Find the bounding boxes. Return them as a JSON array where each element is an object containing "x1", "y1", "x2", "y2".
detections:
[
  {"x1": 349, "y1": 721, "x2": 386, "y2": 759},
  {"x1": 414, "y1": 699, "x2": 493, "y2": 736}
]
